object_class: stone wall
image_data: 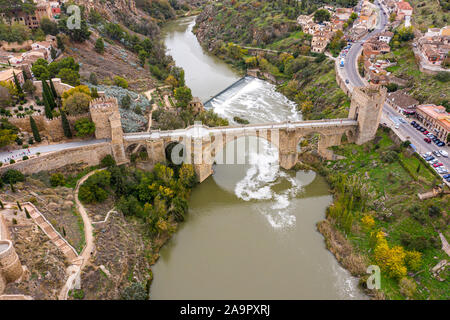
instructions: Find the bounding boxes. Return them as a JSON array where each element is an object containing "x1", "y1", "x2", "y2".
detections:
[
  {"x1": 335, "y1": 62, "x2": 352, "y2": 98},
  {"x1": 9, "y1": 113, "x2": 91, "y2": 142},
  {"x1": 0, "y1": 142, "x2": 113, "y2": 175},
  {"x1": 0, "y1": 41, "x2": 32, "y2": 51},
  {"x1": 32, "y1": 79, "x2": 74, "y2": 97}
]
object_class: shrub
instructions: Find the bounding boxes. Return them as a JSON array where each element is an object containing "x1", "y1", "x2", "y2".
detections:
[
  {"x1": 121, "y1": 94, "x2": 131, "y2": 109},
  {"x1": 10, "y1": 159, "x2": 15, "y2": 164},
  {"x1": 74, "y1": 118, "x2": 96, "y2": 137},
  {"x1": 113, "y1": 76, "x2": 128, "y2": 89},
  {"x1": 22, "y1": 155, "x2": 28, "y2": 160},
  {"x1": 50, "y1": 173, "x2": 65, "y2": 187},
  {"x1": 405, "y1": 250, "x2": 422, "y2": 272},
  {"x1": 361, "y1": 214, "x2": 375, "y2": 230},
  {"x1": 373, "y1": 231, "x2": 407, "y2": 279},
  {"x1": 100, "y1": 155, "x2": 116, "y2": 168},
  {"x1": 121, "y1": 282, "x2": 147, "y2": 300},
  {"x1": 399, "y1": 277, "x2": 416, "y2": 298},
  {"x1": 2, "y1": 169, "x2": 24, "y2": 184}
]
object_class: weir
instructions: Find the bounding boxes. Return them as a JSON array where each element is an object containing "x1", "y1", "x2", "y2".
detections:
[{"x1": 203, "y1": 76, "x2": 252, "y2": 107}]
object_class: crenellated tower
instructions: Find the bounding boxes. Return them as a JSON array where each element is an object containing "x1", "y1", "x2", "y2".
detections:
[
  {"x1": 89, "y1": 97, "x2": 128, "y2": 164},
  {"x1": 348, "y1": 84, "x2": 387, "y2": 145}
]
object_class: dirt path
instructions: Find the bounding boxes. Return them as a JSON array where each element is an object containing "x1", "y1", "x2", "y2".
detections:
[{"x1": 58, "y1": 169, "x2": 103, "y2": 300}]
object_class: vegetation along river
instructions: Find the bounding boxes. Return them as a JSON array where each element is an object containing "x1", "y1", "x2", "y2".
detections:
[{"x1": 150, "y1": 16, "x2": 366, "y2": 299}]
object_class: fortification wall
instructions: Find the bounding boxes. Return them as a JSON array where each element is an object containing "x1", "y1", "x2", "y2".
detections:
[
  {"x1": 0, "y1": 40, "x2": 32, "y2": 51},
  {"x1": 32, "y1": 79, "x2": 74, "y2": 97},
  {"x1": 335, "y1": 62, "x2": 352, "y2": 98},
  {"x1": 8, "y1": 113, "x2": 91, "y2": 142},
  {"x1": 89, "y1": 97, "x2": 120, "y2": 140},
  {"x1": 0, "y1": 142, "x2": 113, "y2": 175}
]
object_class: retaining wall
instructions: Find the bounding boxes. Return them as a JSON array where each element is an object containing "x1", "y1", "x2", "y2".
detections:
[{"x1": 0, "y1": 142, "x2": 112, "y2": 175}]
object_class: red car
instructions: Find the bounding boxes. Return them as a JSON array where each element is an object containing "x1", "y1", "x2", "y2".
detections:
[
  {"x1": 424, "y1": 138, "x2": 431, "y2": 143},
  {"x1": 433, "y1": 163, "x2": 443, "y2": 167},
  {"x1": 423, "y1": 130, "x2": 429, "y2": 135}
]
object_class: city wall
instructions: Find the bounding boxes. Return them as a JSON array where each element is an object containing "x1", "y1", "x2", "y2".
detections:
[
  {"x1": 9, "y1": 113, "x2": 91, "y2": 142},
  {"x1": 0, "y1": 142, "x2": 113, "y2": 175}
]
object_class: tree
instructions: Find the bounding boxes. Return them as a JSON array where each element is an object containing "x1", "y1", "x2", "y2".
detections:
[
  {"x1": 2, "y1": 169, "x2": 25, "y2": 184},
  {"x1": 60, "y1": 110, "x2": 72, "y2": 138},
  {"x1": 74, "y1": 118, "x2": 95, "y2": 137},
  {"x1": 313, "y1": 9, "x2": 331, "y2": 23},
  {"x1": 43, "y1": 94, "x2": 53, "y2": 119},
  {"x1": 138, "y1": 50, "x2": 147, "y2": 66},
  {"x1": 29, "y1": 116, "x2": 41, "y2": 142},
  {"x1": 56, "y1": 35, "x2": 65, "y2": 51},
  {"x1": 95, "y1": 37, "x2": 105, "y2": 54},
  {"x1": 50, "y1": 173, "x2": 65, "y2": 187},
  {"x1": 121, "y1": 282, "x2": 148, "y2": 300},
  {"x1": 49, "y1": 78, "x2": 58, "y2": 98},
  {"x1": 100, "y1": 155, "x2": 116, "y2": 168},
  {"x1": 89, "y1": 73, "x2": 98, "y2": 85},
  {"x1": 113, "y1": 76, "x2": 128, "y2": 89},
  {"x1": 63, "y1": 92, "x2": 92, "y2": 115},
  {"x1": 25, "y1": 207, "x2": 31, "y2": 219},
  {"x1": 120, "y1": 94, "x2": 131, "y2": 109},
  {"x1": 57, "y1": 68, "x2": 80, "y2": 86},
  {"x1": 0, "y1": 127, "x2": 17, "y2": 147},
  {"x1": 91, "y1": 87, "x2": 99, "y2": 98},
  {"x1": 22, "y1": 79, "x2": 35, "y2": 95},
  {"x1": 165, "y1": 75, "x2": 178, "y2": 89},
  {"x1": 174, "y1": 86, "x2": 192, "y2": 108}
]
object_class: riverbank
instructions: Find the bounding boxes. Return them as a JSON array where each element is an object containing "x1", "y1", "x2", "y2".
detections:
[{"x1": 300, "y1": 127, "x2": 449, "y2": 300}]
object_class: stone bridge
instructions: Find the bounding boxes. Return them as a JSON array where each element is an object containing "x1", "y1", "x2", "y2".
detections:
[{"x1": 91, "y1": 85, "x2": 386, "y2": 182}]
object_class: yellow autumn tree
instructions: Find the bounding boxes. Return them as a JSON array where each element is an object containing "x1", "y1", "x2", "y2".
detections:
[{"x1": 373, "y1": 231, "x2": 407, "y2": 279}]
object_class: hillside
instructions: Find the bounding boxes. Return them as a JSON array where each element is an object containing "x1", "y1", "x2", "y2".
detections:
[{"x1": 194, "y1": 0, "x2": 351, "y2": 120}]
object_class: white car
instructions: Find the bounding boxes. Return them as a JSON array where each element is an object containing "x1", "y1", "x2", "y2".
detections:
[
  {"x1": 430, "y1": 159, "x2": 439, "y2": 164},
  {"x1": 437, "y1": 167, "x2": 448, "y2": 174},
  {"x1": 439, "y1": 150, "x2": 448, "y2": 157}
]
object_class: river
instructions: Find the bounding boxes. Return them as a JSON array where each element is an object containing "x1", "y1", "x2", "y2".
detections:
[{"x1": 150, "y1": 16, "x2": 366, "y2": 299}]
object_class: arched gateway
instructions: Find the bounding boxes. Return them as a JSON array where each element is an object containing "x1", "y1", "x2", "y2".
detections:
[{"x1": 91, "y1": 85, "x2": 386, "y2": 182}]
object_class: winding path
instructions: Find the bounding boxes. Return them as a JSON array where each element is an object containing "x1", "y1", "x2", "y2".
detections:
[{"x1": 58, "y1": 169, "x2": 103, "y2": 300}]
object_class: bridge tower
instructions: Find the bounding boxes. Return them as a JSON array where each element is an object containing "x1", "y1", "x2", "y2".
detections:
[
  {"x1": 89, "y1": 97, "x2": 128, "y2": 164},
  {"x1": 348, "y1": 85, "x2": 387, "y2": 145}
]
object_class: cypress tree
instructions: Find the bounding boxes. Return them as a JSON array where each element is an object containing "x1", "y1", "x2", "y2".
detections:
[
  {"x1": 25, "y1": 207, "x2": 31, "y2": 219},
  {"x1": 13, "y1": 71, "x2": 23, "y2": 95},
  {"x1": 49, "y1": 78, "x2": 58, "y2": 98},
  {"x1": 43, "y1": 80, "x2": 56, "y2": 109},
  {"x1": 63, "y1": 226, "x2": 66, "y2": 236},
  {"x1": 29, "y1": 116, "x2": 42, "y2": 142},
  {"x1": 16, "y1": 201, "x2": 22, "y2": 211},
  {"x1": 60, "y1": 110, "x2": 72, "y2": 138},
  {"x1": 0, "y1": 199, "x2": 3, "y2": 209},
  {"x1": 10, "y1": 182, "x2": 15, "y2": 193},
  {"x1": 22, "y1": 71, "x2": 28, "y2": 81},
  {"x1": 43, "y1": 93, "x2": 53, "y2": 119}
]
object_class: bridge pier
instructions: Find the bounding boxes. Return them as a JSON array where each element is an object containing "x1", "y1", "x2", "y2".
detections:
[
  {"x1": 194, "y1": 164, "x2": 213, "y2": 183},
  {"x1": 146, "y1": 140, "x2": 165, "y2": 164},
  {"x1": 279, "y1": 152, "x2": 298, "y2": 170}
]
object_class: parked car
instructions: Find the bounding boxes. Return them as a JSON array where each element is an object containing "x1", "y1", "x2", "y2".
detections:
[
  {"x1": 446, "y1": 177, "x2": 450, "y2": 182},
  {"x1": 424, "y1": 137, "x2": 431, "y2": 143},
  {"x1": 437, "y1": 142, "x2": 445, "y2": 147},
  {"x1": 433, "y1": 151, "x2": 441, "y2": 157},
  {"x1": 437, "y1": 167, "x2": 448, "y2": 174},
  {"x1": 345, "y1": 79, "x2": 349, "y2": 84},
  {"x1": 443, "y1": 174, "x2": 450, "y2": 179},
  {"x1": 425, "y1": 156, "x2": 435, "y2": 161},
  {"x1": 427, "y1": 133, "x2": 435, "y2": 138},
  {"x1": 420, "y1": 128, "x2": 426, "y2": 132},
  {"x1": 439, "y1": 150, "x2": 448, "y2": 157},
  {"x1": 423, "y1": 130, "x2": 429, "y2": 135},
  {"x1": 411, "y1": 121, "x2": 416, "y2": 125},
  {"x1": 416, "y1": 125, "x2": 422, "y2": 130},
  {"x1": 433, "y1": 162, "x2": 443, "y2": 168}
]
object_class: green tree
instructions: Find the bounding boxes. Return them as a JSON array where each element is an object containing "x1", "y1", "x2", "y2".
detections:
[
  {"x1": 13, "y1": 71, "x2": 23, "y2": 96},
  {"x1": 63, "y1": 92, "x2": 92, "y2": 115},
  {"x1": 29, "y1": 116, "x2": 41, "y2": 142},
  {"x1": 60, "y1": 110, "x2": 72, "y2": 138},
  {"x1": 121, "y1": 94, "x2": 131, "y2": 109},
  {"x1": 2, "y1": 169, "x2": 25, "y2": 184},
  {"x1": 50, "y1": 173, "x2": 65, "y2": 187},
  {"x1": 74, "y1": 118, "x2": 95, "y2": 137},
  {"x1": 113, "y1": 76, "x2": 128, "y2": 89},
  {"x1": 174, "y1": 86, "x2": 192, "y2": 108},
  {"x1": 57, "y1": 68, "x2": 80, "y2": 86},
  {"x1": 95, "y1": 37, "x2": 105, "y2": 54},
  {"x1": 314, "y1": 9, "x2": 331, "y2": 23}
]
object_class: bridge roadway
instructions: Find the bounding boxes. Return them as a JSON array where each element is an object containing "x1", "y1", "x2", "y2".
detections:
[{"x1": 123, "y1": 119, "x2": 358, "y2": 141}]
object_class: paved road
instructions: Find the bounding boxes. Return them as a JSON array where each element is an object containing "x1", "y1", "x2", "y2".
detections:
[
  {"x1": 124, "y1": 119, "x2": 358, "y2": 141},
  {"x1": 0, "y1": 139, "x2": 108, "y2": 164},
  {"x1": 342, "y1": 0, "x2": 450, "y2": 176}
]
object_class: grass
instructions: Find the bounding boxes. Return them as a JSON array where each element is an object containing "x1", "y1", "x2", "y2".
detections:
[
  {"x1": 320, "y1": 129, "x2": 449, "y2": 300},
  {"x1": 64, "y1": 165, "x2": 99, "y2": 189},
  {"x1": 72, "y1": 207, "x2": 85, "y2": 254}
]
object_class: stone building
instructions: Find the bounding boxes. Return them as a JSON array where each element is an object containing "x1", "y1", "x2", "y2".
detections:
[
  {"x1": 188, "y1": 97, "x2": 205, "y2": 114},
  {"x1": 415, "y1": 105, "x2": 450, "y2": 142},
  {"x1": 386, "y1": 90, "x2": 419, "y2": 114}
]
